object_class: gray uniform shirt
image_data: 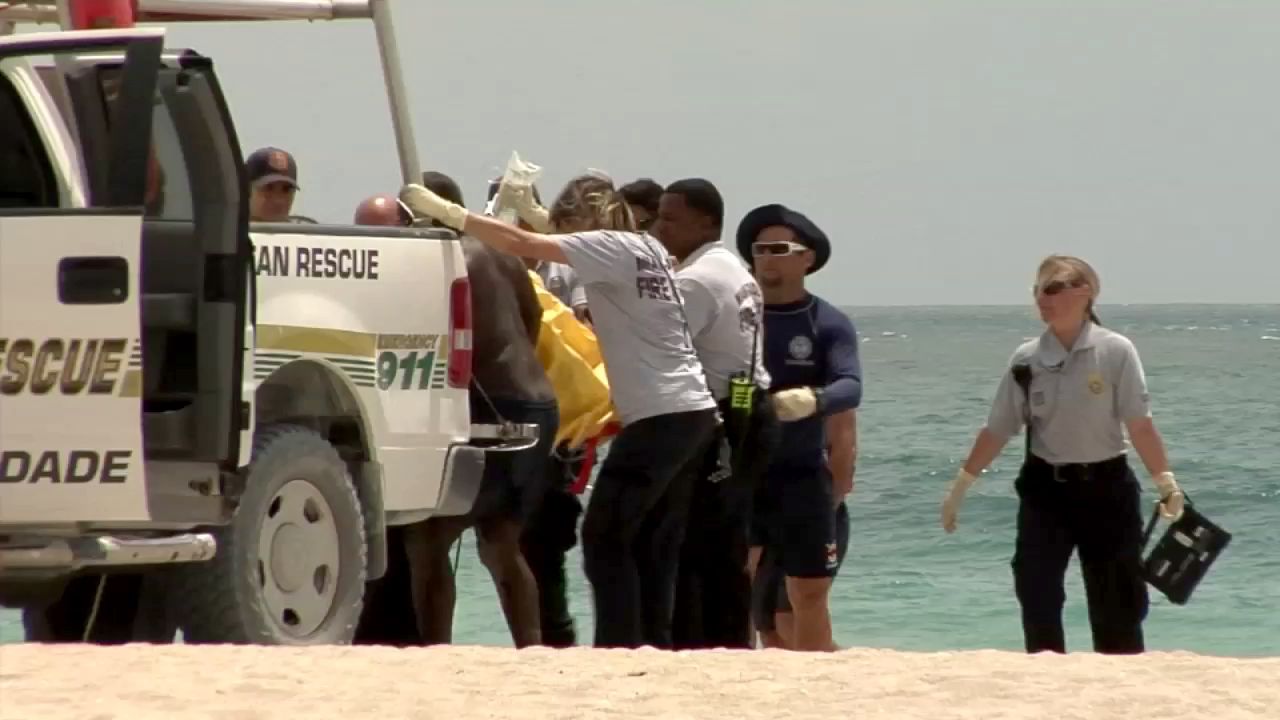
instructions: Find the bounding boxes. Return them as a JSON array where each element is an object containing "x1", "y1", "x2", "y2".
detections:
[
  {"x1": 986, "y1": 322, "x2": 1152, "y2": 464},
  {"x1": 675, "y1": 242, "x2": 770, "y2": 401},
  {"x1": 557, "y1": 230, "x2": 717, "y2": 425},
  {"x1": 535, "y1": 260, "x2": 587, "y2": 310}
]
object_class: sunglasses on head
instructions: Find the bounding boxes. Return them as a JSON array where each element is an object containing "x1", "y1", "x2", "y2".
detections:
[{"x1": 752, "y1": 240, "x2": 808, "y2": 257}]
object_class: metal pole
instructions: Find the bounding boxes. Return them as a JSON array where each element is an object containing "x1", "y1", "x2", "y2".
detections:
[
  {"x1": 369, "y1": 0, "x2": 419, "y2": 186},
  {"x1": 139, "y1": 0, "x2": 370, "y2": 20}
]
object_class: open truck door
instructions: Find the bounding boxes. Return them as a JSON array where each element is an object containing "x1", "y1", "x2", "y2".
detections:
[{"x1": 0, "y1": 28, "x2": 249, "y2": 562}]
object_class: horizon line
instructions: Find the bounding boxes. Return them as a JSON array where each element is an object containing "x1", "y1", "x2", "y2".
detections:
[{"x1": 831, "y1": 301, "x2": 1280, "y2": 309}]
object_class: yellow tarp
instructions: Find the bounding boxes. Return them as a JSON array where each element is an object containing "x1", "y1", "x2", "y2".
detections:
[{"x1": 528, "y1": 271, "x2": 616, "y2": 449}]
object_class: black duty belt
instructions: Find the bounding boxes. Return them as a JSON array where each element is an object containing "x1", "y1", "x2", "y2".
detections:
[{"x1": 1026, "y1": 453, "x2": 1127, "y2": 483}]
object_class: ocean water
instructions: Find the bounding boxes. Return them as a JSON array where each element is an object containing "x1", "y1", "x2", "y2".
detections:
[{"x1": 3, "y1": 304, "x2": 1277, "y2": 656}]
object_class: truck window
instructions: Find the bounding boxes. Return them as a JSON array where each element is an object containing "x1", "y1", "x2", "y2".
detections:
[
  {"x1": 144, "y1": 96, "x2": 194, "y2": 220},
  {"x1": 95, "y1": 68, "x2": 193, "y2": 220},
  {"x1": 0, "y1": 72, "x2": 58, "y2": 209}
]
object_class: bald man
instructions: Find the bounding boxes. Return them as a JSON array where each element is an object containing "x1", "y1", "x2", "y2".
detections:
[{"x1": 353, "y1": 194, "x2": 411, "y2": 226}]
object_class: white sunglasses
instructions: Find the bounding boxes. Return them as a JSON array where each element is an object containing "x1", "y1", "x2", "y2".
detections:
[{"x1": 751, "y1": 240, "x2": 809, "y2": 257}]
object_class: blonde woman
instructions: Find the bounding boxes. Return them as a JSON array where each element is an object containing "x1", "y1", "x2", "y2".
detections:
[{"x1": 941, "y1": 255, "x2": 1185, "y2": 655}]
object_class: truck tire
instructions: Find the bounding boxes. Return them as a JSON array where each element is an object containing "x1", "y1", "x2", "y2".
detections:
[{"x1": 171, "y1": 424, "x2": 367, "y2": 645}]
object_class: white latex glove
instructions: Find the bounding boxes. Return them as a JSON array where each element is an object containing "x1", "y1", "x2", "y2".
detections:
[
  {"x1": 499, "y1": 183, "x2": 553, "y2": 233},
  {"x1": 1153, "y1": 471, "x2": 1186, "y2": 521},
  {"x1": 941, "y1": 468, "x2": 978, "y2": 534},
  {"x1": 772, "y1": 387, "x2": 818, "y2": 422},
  {"x1": 399, "y1": 183, "x2": 468, "y2": 232}
]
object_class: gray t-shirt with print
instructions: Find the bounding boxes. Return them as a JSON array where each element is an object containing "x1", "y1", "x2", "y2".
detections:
[{"x1": 557, "y1": 230, "x2": 717, "y2": 425}]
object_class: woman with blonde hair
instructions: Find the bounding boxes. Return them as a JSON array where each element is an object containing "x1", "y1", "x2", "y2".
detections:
[
  {"x1": 400, "y1": 172, "x2": 719, "y2": 649},
  {"x1": 940, "y1": 254, "x2": 1185, "y2": 655}
]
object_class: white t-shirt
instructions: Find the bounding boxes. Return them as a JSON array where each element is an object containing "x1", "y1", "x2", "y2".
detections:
[
  {"x1": 535, "y1": 261, "x2": 587, "y2": 309},
  {"x1": 557, "y1": 230, "x2": 717, "y2": 425},
  {"x1": 676, "y1": 242, "x2": 770, "y2": 401}
]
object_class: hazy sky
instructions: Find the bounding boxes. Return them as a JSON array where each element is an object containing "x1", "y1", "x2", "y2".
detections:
[{"x1": 65, "y1": 2, "x2": 1280, "y2": 304}]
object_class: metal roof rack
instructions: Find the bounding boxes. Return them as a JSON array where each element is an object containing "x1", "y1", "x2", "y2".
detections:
[{"x1": 0, "y1": 1, "x2": 421, "y2": 184}]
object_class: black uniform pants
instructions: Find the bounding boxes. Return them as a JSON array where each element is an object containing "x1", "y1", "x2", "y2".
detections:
[
  {"x1": 1012, "y1": 453, "x2": 1149, "y2": 655},
  {"x1": 671, "y1": 449, "x2": 755, "y2": 649},
  {"x1": 581, "y1": 408, "x2": 718, "y2": 649},
  {"x1": 672, "y1": 395, "x2": 779, "y2": 649}
]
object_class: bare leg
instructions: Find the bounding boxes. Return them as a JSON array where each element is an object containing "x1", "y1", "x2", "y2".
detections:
[
  {"x1": 785, "y1": 576, "x2": 834, "y2": 652},
  {"x1": 403, "y1": 516, "x2": 468, "y2": 645},
  {"x1": 773, "y1": 611, "x2": 795, "y2": 649},
  {"x1": 476, "y1": 516, "x2": 542, "y2": 648}
]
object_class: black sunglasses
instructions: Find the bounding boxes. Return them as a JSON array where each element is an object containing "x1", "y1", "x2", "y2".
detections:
[{"x1": 1034, "y1": 279, "x2": 1081, "y2": 296}]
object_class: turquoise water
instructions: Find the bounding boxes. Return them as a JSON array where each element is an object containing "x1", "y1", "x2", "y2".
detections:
[{"x1": 3, "y1": 304, "x2": 1277, "y2": 656}]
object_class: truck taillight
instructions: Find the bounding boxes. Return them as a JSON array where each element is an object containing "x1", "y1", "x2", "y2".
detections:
[
  {"x1": 69, "y1": 0, "x2": 136, "y2": 29},
  {"x1": 447, "y1": 277, "x2": 472, "y2": 389}
]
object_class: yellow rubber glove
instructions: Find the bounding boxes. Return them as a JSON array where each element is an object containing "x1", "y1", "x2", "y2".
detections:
[
  {"x1": 399, "y1": 183, "x2": 468, "y2": 232},
  {"x1": 499, "y1": 183, "x2": 553, "y2": 233},
  {"x1": 772, "y1": 387, "x2": 818, "y2": 421}
]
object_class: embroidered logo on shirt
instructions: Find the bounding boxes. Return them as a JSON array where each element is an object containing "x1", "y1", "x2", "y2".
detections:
[
  {"x1": 1087, "y1": 371, "x2": 1105, "y2": 395},
  {"x1": 825, "y1": 542, "x2": 839, "y2": 568},
  {"x1": 788, "y1": 335, "x2": 813, "y2": 360}
]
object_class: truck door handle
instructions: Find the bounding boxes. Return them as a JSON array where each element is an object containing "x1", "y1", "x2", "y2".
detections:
[{"x1": 58, "y1": 256, "x2": 130, "y2": 305}]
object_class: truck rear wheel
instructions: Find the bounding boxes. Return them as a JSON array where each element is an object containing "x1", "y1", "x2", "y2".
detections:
[{"x1": 171, "y1": 424, "x2": 368, "y2": 645}]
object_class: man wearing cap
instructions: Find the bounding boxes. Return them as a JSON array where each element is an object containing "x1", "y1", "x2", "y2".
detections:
[
  {"x1": 245, "y1": 146, "x2": 301, "y2": 222},
  {"x1": 737, "y1": 204, "x2": 863, "y2": 652}
]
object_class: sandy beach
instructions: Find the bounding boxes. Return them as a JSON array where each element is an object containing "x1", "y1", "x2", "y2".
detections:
[{"x1": 0, "y1": 644, "x2": 1276, "y2": 720}]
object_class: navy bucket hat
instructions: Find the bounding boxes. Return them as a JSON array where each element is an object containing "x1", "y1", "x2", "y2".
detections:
[{"x1": 735, "y1": 203, "x2": 831, "y2": 274}]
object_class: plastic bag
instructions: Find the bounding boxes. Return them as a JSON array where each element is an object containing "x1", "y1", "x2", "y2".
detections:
[{"x1": 486, "y1": 150, "x2": 543, "y2": 225}]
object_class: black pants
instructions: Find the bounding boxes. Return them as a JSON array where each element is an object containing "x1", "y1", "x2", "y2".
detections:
[
  {"x1": 519, "y1": 448, "x2": 584, "y2": 647},
  {"x1": 581, "y1": 408, "x2": 718, "y2": 649},
  {"x1": 671, "y1": 451, "x2": 755, "y2": 649},
  {"x1": 672, "y1": 396, "x2": 778, "y2": 649},
  {"x1": 1013, "y1": 454, "x2": 1149, "y2": 655}
]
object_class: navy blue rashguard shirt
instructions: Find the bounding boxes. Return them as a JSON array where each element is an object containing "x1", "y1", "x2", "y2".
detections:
[{"x1": 761, "y1": 295, "x2": 863, "y2": 469}]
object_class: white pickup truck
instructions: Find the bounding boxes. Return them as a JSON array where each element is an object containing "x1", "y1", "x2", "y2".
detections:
[{"x1": 0, "y1": 0, "x2": 534, "y2": 645}]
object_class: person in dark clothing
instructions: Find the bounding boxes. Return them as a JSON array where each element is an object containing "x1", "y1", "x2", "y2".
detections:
[
  {"x1": 737, "y1": 203, "x2": 863, "y2": 652},
  {"x1": 519, "y1": 449, "x2": 586, "y2": 647},
  {"x1": 753, "y1": 496, "x2": 851, "y2": 648},
  {"x1": 399, "y1": 174, "x2": 560, "y2": 649}
]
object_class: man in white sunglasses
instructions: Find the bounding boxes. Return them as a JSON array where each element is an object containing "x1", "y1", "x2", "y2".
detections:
[{"x1": 736, "y1": 203, "x2": 863, "y2": 652}]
